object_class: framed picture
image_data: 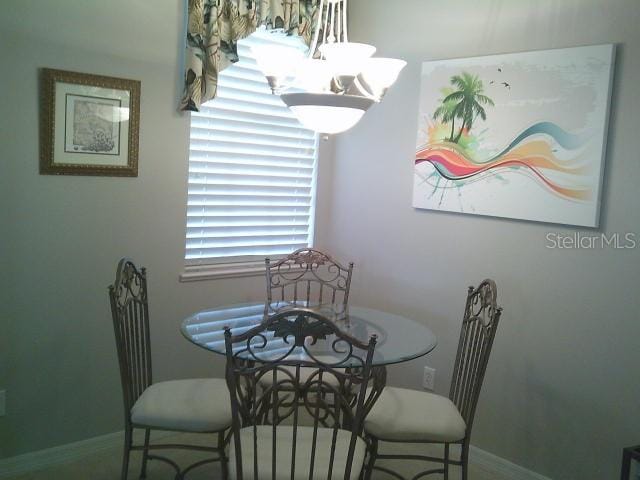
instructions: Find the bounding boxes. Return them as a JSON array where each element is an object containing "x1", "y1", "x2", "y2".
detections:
[
  {"x1": 413, "y1": 44, "x2": 615, "y2": 227},
  {"x1": 40, "y1": 68, "x2": 141, "y2": 176}
]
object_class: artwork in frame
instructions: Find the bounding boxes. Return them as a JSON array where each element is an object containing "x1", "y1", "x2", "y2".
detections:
[
  {"x1": 413, "y1": 44, "x2": 615, "y2": 227},
  {"x1": 40, "y1": 68, "x2": 141, "y2": 176}
]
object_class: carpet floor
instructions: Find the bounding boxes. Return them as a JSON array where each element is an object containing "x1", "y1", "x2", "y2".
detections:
[{"x1": 5, "y1": 432, "x2": 495, "y2": 480}]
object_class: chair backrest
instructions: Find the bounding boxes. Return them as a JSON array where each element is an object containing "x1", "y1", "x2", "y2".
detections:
[
  {"x1": 449, "y1": 279, "x2": 502, "y2": 434},
  {"x1": 108, "y1": 258, "x2": 152, "y2": 416},
  {"x1": 224, "y1": 308, "x2": 377, "y2": 480},
  {"x1": 265, "y1": 248, "x2": 354, "y2": 310}
]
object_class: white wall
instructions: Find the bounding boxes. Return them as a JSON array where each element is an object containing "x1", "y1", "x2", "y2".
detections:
[
  {"x1": 0, "y1": 0, "x2": 335, "y2": 459},
  {"x1": 324, "y1": 1, "x2": 640, "y2": 479}
]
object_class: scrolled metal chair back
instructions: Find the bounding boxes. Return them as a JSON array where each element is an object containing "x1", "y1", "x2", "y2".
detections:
[
  {"x1": 224, "y1": 308, "x2": 377, "y2": 480},
  {"x1": 265, "y1": 248, "x2": 354, "y2": 310},
  {"x1": 108, "y1": 258, "x2": 152, "y2": 416},
  {"x1": 449, "y1": 279, "x2": 502, "y2": 433}
]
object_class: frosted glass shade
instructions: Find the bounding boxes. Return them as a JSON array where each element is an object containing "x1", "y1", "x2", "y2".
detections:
[
  {"x1": 360, "y1": 58, "x2": 407, "y2": 93},
  {"x1": 318, "y1": 42, "x2": 376, "y2": 76},
  {"x1": 281, "y1": 93, "x2": 375, "y2": 134},
  {"x1": 291, "y1": 59, "x2": 335, "y2": 93},
  {"x1": 251, "y1": 45, "x2": 305, "y2": 90}
]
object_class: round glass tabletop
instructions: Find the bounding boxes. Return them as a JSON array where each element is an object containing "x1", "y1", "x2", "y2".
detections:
[{"x1": 181, "y1": 302, "x2": 437, "y2": 367}]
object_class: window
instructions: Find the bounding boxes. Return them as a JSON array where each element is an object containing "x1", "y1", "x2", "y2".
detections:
[{"x1": 182, "y1": 29, "x2": 318, "y2": 281}]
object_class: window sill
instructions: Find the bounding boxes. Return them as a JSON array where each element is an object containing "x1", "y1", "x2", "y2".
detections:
[{"x1": 180, "y1": 261, "x2": 266, "y2": 282}]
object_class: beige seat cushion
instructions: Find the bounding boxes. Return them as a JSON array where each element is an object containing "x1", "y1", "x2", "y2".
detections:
[
  {"x1": 364, "y1": 387, "x2": 466, "y2": 442},
  {"x1": 131, "y1": 378, "x2": 231, "y2": 432},
  {"x1": 229, "y1": 425, "x2": 366, "y2": 480}
]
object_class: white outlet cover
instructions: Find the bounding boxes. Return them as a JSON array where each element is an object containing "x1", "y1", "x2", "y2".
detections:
[{"x1": 423, "y1": 366, "x2": 436, "y2": 390}]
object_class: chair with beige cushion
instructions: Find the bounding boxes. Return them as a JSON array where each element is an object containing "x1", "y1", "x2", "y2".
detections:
[
  {"x1": 364, "y1": 280, "x2": 502, "y2": 480},
  {"x1": 263, "y1": 249, "x2": 354, "y2": 403},
  {"x1": 265, "y1": 248, "x2": 354, "y2": 312},
  {"x1": 223, "y1": 308, "x2": 377, "y2": 480},
  {"x1": 108, "y1": 258, "x2": 232, "y2": 480}
]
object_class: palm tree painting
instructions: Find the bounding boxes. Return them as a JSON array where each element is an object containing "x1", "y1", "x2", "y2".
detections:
[
  {"x1": 433, "y1": 73, "x2": 495, "y2": 143},
  {"x1": 413, "y1": 45, "x2": 615, "y2": 227},
  {"x1": 432, "y1": 94, "x2": 459, "y2": 143}
]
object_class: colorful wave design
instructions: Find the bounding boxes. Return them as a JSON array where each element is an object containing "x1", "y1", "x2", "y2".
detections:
[{"x1": 415, "y1": 122, "x2": 592, "y2": 201}]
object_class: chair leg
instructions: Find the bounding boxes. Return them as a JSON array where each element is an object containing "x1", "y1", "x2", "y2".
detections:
[
  {"x1": 364, "y1": 437, "x2": 378, "y2": 480},
  {"x1": 443, "y1": 443, "x2": 450, "y2": 480},
  {"x1": 219, "y1": 430, "x2": 229, "y2": 480},
  {"x1": 461, "y1": 441, "x2": 469, "y2": 480},
  {"x1": 121, "y1": 426, "x2": 133, "y2": 480},
  {"x1": 139, "y1": 428, "x2": 151, "y2": 479}
]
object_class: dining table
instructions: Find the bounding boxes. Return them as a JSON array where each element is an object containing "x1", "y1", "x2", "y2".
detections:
[{"x1": 181, "y1": 302, "x2": 437, "y2": 392}]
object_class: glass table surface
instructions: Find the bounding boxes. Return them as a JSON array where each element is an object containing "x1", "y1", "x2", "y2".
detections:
[{"x1": 181, "y1": 302, "x2": 437, "y2": 367}]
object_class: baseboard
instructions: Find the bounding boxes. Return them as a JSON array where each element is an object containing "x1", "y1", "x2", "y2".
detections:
[
  {"x1": 0, "y1": 431, "x2": 123, "y2": 479},
  {"x1": 0, "y1": 429, "x2": 174, "y2": 479},
  {"x1": 0, "y1": 432, "x2": 551, "y2": 480},
  {"x1": 470, "y1": 445, "x2": 552, "y2": 480}
]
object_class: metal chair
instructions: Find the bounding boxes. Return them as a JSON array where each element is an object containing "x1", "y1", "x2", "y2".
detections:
[
  {"x1": 363, "y1": 280, "x2": 503, "y2": 480},
  {"x1": 621, "y1": 445, "x2": 640, "y2": 480},
  {"x1": 265, "y1": 248, "x2": 354, "y2": 312},
  {"x1": 108, "y1": 258, "x2": 232, "y2": 480},
  {"x1": 223, "y1": 307, "x2": 378, "y2": 480}
]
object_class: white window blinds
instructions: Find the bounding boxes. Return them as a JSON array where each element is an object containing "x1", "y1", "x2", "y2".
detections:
[{"x1": 185, "y1": 30, "x2": 318, "y2": 266}]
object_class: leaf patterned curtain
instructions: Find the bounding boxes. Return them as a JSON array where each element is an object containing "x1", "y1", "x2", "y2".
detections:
[{"x1": 181, "y1": 0, "x2": 322, "y2": 112}]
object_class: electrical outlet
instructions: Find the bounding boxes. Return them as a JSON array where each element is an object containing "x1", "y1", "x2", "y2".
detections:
[
  {"x1": 0, "y1": 390, "x2": 5, "y2": 416},
  {"x1": 423, "y1": 366, "x2": 436, "y2": 391}
]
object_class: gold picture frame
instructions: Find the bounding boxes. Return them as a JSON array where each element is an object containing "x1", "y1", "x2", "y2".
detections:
[{"x1": 40, "y1": 68, "x2": 140, "y2": 176}]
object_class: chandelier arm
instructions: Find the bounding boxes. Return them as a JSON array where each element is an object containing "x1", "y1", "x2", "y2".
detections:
[
  {"x1": 325, "y1": 1, "x2": 336, "y2": 43},
  {"x1": 349, "y1": 76, "x2": 379, "y2": 101},
  {"x1": 308, "y1": 0, "x2": 326, "y2": 58},
  {"x1": 320, "y1": 2, "x2": 327, "y2": 53},
  {"x1": 336, "y1": 1, "x2": 341, "y2": 43},
  {"x1": 342, "y1": 0, "x2": 348, "y2": 42}
]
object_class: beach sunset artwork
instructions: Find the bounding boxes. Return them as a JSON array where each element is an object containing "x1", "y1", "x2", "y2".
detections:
[{"x1": 413, "y1": 44, "x2": 615, "y2": 227}]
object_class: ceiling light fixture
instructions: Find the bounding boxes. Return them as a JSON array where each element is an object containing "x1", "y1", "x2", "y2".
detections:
[{"x1": 252, "y1": 0, "x2": 406, "y2": 135}]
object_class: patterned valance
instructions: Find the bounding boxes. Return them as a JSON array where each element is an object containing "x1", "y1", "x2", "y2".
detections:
[{"x1": 181, "y1": 0, "x2": 322, "y2": 112}]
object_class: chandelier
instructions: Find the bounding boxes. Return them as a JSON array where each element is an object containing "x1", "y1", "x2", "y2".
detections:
[{"x1": 252, "y1": 0, "x2": 406, "y2": 134}]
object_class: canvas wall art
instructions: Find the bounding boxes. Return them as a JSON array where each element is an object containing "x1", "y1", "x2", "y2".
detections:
[{"x1": 413, "y1": 44, "x2": 615, "y2": 227}]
